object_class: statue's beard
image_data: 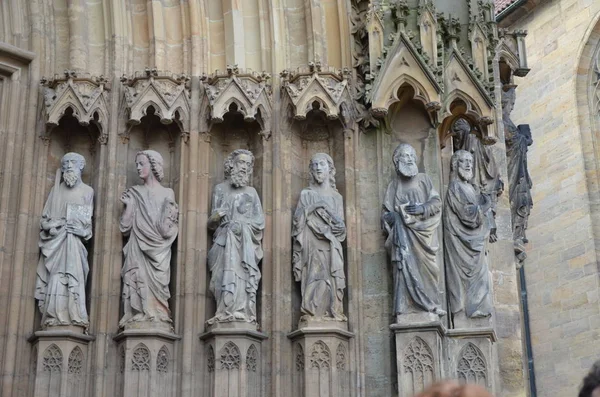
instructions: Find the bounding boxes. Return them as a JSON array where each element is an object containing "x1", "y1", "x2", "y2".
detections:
[
  {"x1": 63, "y1": 170, "x2": 80, "y2": 187},
  {"x1": 397, "y1": 163, "x2": 418, "y2": 178},
  {"x1": 231, "y1": 170, "x2": 250, "y2": 188},
  {"x1": 458, "y1": 168, "x2": 473, "y2": 182}
]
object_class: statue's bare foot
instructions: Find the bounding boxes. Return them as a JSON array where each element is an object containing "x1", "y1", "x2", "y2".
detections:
[
  {"x1": 433, "y1": 308, "x2": 446, "y2": 316},
  {"x1": 233, "y1": 312, "x2": 246, "y2": 320},
  {"x1": 470, "y1": 310, "x2": 489, "y2": 318}
]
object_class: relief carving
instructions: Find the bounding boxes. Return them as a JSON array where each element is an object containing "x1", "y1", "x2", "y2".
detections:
[
  {"x1": 403, "y1": 337, "x2": 434, "y2": 392},
  {"x1": 246, "y1": 345, "x2": 258, "y2": 372},
  {"x1": 220, "y1": 342, "x2": 241, "y2": 371},
  {"x1": 457, "y1": 343, "x2": 487, "y2": 386},
  {"x1": 40, "y1": 70, "x2": 110, "y2": 144},
  {"x1": 131, "y1": 344, "x2": 151, "y2": 372},
  {"x1": 67, "y1": 347, "x2": 84, "y2": 376},
  {"x1": 157, "y1": 346, "x2": 169, "y2": 373},
  {"x1": 309, "y1": 341, "x2": 331, "y2": 369},
  {"x1": 42, "y1": 344, "x2": 63, "y2": 373},
  {"x1": 121, "y1": 67, "x2": 191, "y2": 133}
]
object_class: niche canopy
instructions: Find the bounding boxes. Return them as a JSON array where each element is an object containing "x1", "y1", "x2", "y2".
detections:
[
  {"x1": 280, "y1": 61, "x2": 356, "y2": 125},
  {"x1": 40, "y1": 70, "x2": 110, "y2": 143},
  {"x1": 121, "y1": 67, "x2": 191, "y2": 131},
  {"x1": 200, "y1": 65, "x2": 272, "y2": 135}
]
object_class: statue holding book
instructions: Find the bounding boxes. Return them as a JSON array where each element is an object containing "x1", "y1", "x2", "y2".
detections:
[
  {"x1": 35, "y1": 152, "x2": 94, "y2": 328},
  {"x1": 381, "y1": 144, "x2": 446, "y2": 321}
]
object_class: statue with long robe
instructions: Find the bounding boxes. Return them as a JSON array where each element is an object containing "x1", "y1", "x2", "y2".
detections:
[
  {"x1": 208, "y1": 149, "x2": 265, "y2": 325},
  {"x1": 451, "y1": 118, "x2": 503, "y2": 242},
  {"x1": 119, "y1": 150, "x2": 178, "y2": 327},
  {"x1": 381, "y1": 144, "x2": 445, "y2": 319},
  {"x1": 502, "y1": 87, "x2": 533, "y2": 260},
  {"x1": 444, "y1": 150, "x2": 492, "y2": 318},
  {"x1": 293, "y1": 153, "x2": 347, "y2": 322},
  {"x1": 35, "y1": 152, "x2": 93, "y2": 328}
]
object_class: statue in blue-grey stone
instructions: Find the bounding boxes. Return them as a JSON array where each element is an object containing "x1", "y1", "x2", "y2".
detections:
[{"x1": 35, "y1": 152, "x2": 94, "y2": 328}]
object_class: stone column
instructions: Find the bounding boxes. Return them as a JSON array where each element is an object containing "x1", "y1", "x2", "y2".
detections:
[
  {"x1": 288, "y1": 325, "x2": 354, "y2": 397},
  {"x1": 200, "y1": 324, "x2": 268, "y2": 397},
  {"x1": 114, "y1": 329, "x2": 180, "y2": 397},
  {"x1": 29, "y1": 326, "x2": 95, "y2": 397}
]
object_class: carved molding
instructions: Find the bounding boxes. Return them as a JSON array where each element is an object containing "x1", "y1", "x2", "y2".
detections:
[
  {"x1": 40, "y1": 70, "x2": 110, "y2": 143},
  {"x1": 200, "y1": 65, "x2": 272, "y2": 133},
  {"x1": 280, "y1": 63, "x2": 356, "y2": 125},
  {"x1": 121, "y1": 67, "x2": 191, "y2": 131}
]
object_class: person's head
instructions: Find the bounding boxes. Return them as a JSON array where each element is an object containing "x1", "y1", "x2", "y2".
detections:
[
  {"x1": 225, "y1": 149, "x2": 254, "y2": 188},
  {"x1": 579, "y1": 360, "x2": 600, "y2": 397},
  {"x1": 136, "y1": 150, "x2": 164, "y2": 183},
  {"x1": 501, "y1": 87, "x2": 516, "y2": 116},
  {"x1": 309, "y1": 153, "x2": 337, "y2": 190},
  {"x1": 393, "y1": 143, "x2": 418, "y2": 178},
  {"x1": 61, "y1": 152, "x2": 85, "y2": 187},
  {"x1": 451, "y1": 150, "x2": 474, "y2": 183},
  {"x1": 415, "y1": 381, "x2": 493, "y2": 397}
]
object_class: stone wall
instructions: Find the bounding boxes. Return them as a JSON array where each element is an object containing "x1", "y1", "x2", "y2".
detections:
[
  {"x1": 500, "y1": 2, "x2": 600, "y2": 396},
  {"x1": 0, "y1": 1, "x2": 526, "y2": 396}
]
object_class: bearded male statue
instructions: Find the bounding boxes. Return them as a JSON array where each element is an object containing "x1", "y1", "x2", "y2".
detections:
[
  {"x1": 207, "y1": 149, "x2": 265, "y2": 325},
  {"x1": 292, "y1": 153, "x2": 347, "y2": 324},
  {"x1": 35, "y1": 152, "x2": 94, "y2": 328},
  {"x1": 444, "y1": 150, "x2": 492, "y2": 318},
  {"x1": 119, "y1": 150, "x2": 179, "y2": 328},
  {"x1": 381, "y1": 143, "x2": 446, "y2": 321}
]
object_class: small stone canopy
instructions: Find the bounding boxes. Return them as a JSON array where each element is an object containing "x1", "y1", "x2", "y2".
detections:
[
  {"x1": 199, "y1": 65, "x2": 272, "y2": 135},
  {"x1": 41, "y1": 70, "x2": 110, "y2": 143},
  {"x1": 121, "y1": 68, "x2": 191, "y2": 133}
]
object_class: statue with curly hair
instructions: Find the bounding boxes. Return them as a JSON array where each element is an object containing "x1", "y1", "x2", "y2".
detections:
[
  {"x1": 207, "y1": 149, "x2": 265, "y2": 325},
  {"x1": 36, "y1": 152, "x2": 94, "y2": 328},
  {"x1": 119, "y1": 150, "x2": 179, "y2": 328},
  {"x1": 292, "y1": 153, "x2": 347, "y2": 325}
]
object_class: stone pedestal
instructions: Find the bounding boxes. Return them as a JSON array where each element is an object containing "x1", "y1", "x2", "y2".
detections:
[
  {"x1": 200, "y1": 322, "x2": 268, "y2": 397},
  {"x1": 287, "y1": 321, "x2": 354, "y2": 397},
  {"x1": 29, "y1": 326, "x2": 95, "y2": 397},
  {"x1": 113, "y1": 326, "x2": 180, "y2": 397},
  {"x1": 390, "y1": 318, "x2": 445, "y2": 397},
  {"x1": 446, "y1": 328, "x2": 496, "y2": 394}
]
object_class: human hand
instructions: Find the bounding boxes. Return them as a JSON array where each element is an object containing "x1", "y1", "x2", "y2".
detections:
[
  {"x1": 404, "y1": 204, "x2": 425, "y2": 215},
  {"x1": 383, "y1": 212, "x2": 396, "y2": 225},
  {"x1": 66, "y1": 220, "x2": 88, "y2": 238}
]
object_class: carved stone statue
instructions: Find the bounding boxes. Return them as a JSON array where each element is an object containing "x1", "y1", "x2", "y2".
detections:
[
  {"x1": 207, "y1": 149, "x2": 265, "y2": 325},
  {"x1": 444, "y1": 150, "x2": 492, "y2": 318},
  {"x1": 451, "y1": 118, "x2": 503, "y2": 242},
  {"x1": 35, "y1": 152, "x2": 94, "y2": 328},
  {"x1": 382, "y1": 143, "x2": 446, "y2": 320},
  {"x1": 292, "y1": 153, "x2": 347, "y2": 323},
  {"x1": 502, "y1": 87, "x2": 533, "y2": 261},
  {"x1": 119, "y1": 150, "x2": 179, "y2": 328}
]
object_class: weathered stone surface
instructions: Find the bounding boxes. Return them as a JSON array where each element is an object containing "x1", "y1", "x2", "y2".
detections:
[
  {"x1": 35, "y1": 153, "x2": 94, "y2": 329},
  {"x1": 207, "y1": 150, "x2": 265, "y2": 327},
  {"x1": 292, "y1": 153, "x2": 347, "y2": 325},
  {"x1": 120, "y1": 150, "x2": 179, "y2": 329}
]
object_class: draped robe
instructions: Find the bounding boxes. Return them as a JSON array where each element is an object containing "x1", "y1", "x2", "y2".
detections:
[
  {"x1": 120, "y1": 185, "x2": 178, "y2": 326},
  {"x1": 292, "y1": 187, "x2": 346, "y2": 320},
  {"x1": 443, "y1": 179, "x2": 492, "y2": 317},
  {"x1": 208, "y1": 182, "x2": 265, "y2": 323},
  {"x1": 382, "y1": 173, "x2": 442, "y2": 314},
  {"x1": 35, "y1": 181, "x2": 93, "y2": 327}
]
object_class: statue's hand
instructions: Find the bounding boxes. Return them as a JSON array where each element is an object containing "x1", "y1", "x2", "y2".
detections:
[
  {"x1": 120, "y1": 190, "x2": 133, "y2": 206},
  {"x1": 231, "y1": 221, "x2": 242, "y2": 235},
  {"x1": 66, "y1": 220, "x2": 88, "y2": 238},
  {"x1": 404, "y1": 204, "x2": 425, "y2": 215},
  {"x1": 383, "y1": 212, "x2": 396, "y2": 225}
]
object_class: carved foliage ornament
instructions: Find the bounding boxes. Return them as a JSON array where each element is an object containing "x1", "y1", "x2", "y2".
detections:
[
  {"x1": 67, "y1": 347, "x2": 84, "y2": 376},
  {"x1": 131, "y1": 344, "x2": 151, "y2": 372},
  {"x1": 42, "y1": 344, "x2": 63, "y2": 373},
  {"x1": 457, "y1": 343, "x2": 487, "y2": 386},
  {"x1": 40, "y1": 70, "x2": 110, "y2": 144},
  {"x1": 201, "y1": 66, "x2": 272, "y2": 129},
  {"x1": 121, "y1": 67, "x2": 191, "y2": 130},
  {"x1": 220, "y1": 342, "x2": 241, "y2": 370},
  {"x1": 280, "y1": 64, "x2": 356, "y2": 124},
  {"x1": 157, "y1": 346, "x2": 169, "y2": 373},
  {"x1": 309, "y1": 341, "x2": 331, "y2": 370},
  {"x1": 403, "y1": 337, "x2": 434, "y2": 388}
]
